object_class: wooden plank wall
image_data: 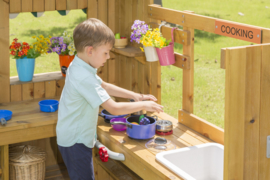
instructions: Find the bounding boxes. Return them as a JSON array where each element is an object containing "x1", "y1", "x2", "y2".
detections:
[
  {"x1": 224, "y1": 44, "x2": 270, "y2": 180},
  {"x1": 9, "y1": 0, "x2": 89, "y2": 12}
]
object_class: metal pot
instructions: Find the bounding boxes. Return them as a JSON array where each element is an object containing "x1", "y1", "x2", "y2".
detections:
[
  {"x1": 99, "y1": 109, "x2": 128, "y2": 123},
  {"x1": 110, "y1": 115, "x2": 157, "y2": 140},
  {"x1": 156, "y1": 120, "x2": 173, "y2": 132}
]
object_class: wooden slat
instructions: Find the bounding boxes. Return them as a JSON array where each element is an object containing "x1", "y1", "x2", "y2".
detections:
[
  {"x1": 56, "y1": 0, "x2": 66, "y2": 10},
  {"x1": 45, "y1": 80, "x2": 56, "y2": 98},
  {"x1": 0, "y1": 124, "x2": 56, "y2": 146},
  {"x1": 10, "y1": 0, "x2": 22, "y2": 13},
  {"x1": 259, "y1": 44, "x2": 270, "y2": 179},
  {"x1": 45, "y1": 137, "x2": 58, "y2": 166},
  {"x1": 45, "y1": 0, "x2": 55, "y2": 11},
  {"x1": 103, "y1": 62, "x2": 108, "y2": 82},
  {"x1": 125, "y1": 57, "x2": 132, "y2": 91},
  {"x1": 182, "y1": 24, "x2": 194, "y2": 112},
  {"x1": 108, "y1": 0, "x2": 116, "y2": 33},
  {"x1": 151, "y1": 24, "x2": 190, "y2": 46},
  {"x1": 107, "y1": 54, "x2": 116, "y2": 84},
  {"x1": 11, "y1": 72, "x2": 64, "y2": 85},
  {"x1": 97, "y1": 163, "x2": 111, "y2": 180},
  {"x1": 148, "y1": 5, "x2": 270, "y2": 44},
  {"x1": 224, "y1": 47, "x2": 246, "y2": 180},
  {"x1": 114, "y1": 54, "x2": 120, "y2": 87},
  {"x1": 119, "y1": 0, "x2": 125, "y2": 36},
  {"x1": 178, "y1": 109, "x2": 224, "y2": 144},
  {"x1": 10, "y1": 84, "x2": 22, "y2": 102},
  {"x1": 243, "y1": 45, "x2": 261, "y2": 180},
  {"x1": 22, "y1": 83, "x2": 34, "y2": 101},
  {"x1": 93, "y1": 153, "x2": 99, "y2": 179},
  {"x1": 97, "y1": 0, "x2": 107, "y2": 25},
  {"x1": 137, "y1": 0, "x2": 143, "y2": 21},
  {"x1": 67, "y1": 0, "x2": 77, "y2": 10},
  {"x1": 132, "y1": 0, "x2": 137, "y2": 23},
  {"x1": 143, "y1": 0, "x2": 150, "y2": 23},
  {"x1": 173, "y1": 52, "x2": 190, "y2": 70},
  {"x1": 220, "y1": 48, "x2": 226, "y2": 69},
  {"x1": 125, "y1": 0, "x2": 132, "y2": 42},
  {"x1": 144, "y1": 62, "x2": 151, "y2": 94},
  {"x1": 87, "y1": 0, "x2": 97, "y2": 18},
  {"x1": 151, "y1": 61, "x2": 159, "y2": 103},
  {"x1": 0, "y1": 0, "x2": 10, "y2": 103},
  {"x1": 22, "y1": 0, "x2": 32, "y2": 12},
  {"x1": 111, "y1": 46, "x2": 144, "y2": 57},
  {"x1": 34, "y1": 82, "x2": 45, "y2": 99},
  {"x1": 77, "y1": 0, "x2": 87, "y2": 9},
  {"x1": 131, "y1": 58, "x2": 138, "y2": 93},
  {"x1": 1, "y1": 145, "x2": 9, "y2": 180},
  {"x1": 33, "y1": 0, "x2": 45, "y2": 12},
  {"x1": 56, "y1": 79, "x2": 65, "y2": 96}
]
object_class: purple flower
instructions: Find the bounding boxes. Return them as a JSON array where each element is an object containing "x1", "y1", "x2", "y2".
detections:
[
  {"x1": 135, "y1": 38, "x2": 140, "y2": 43},
  {"x1": 61, "y1": 44, "x2": 67, "y2": 52}
]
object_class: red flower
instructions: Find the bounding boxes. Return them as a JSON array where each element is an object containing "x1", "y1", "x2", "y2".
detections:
[
  {"x1": 13, "y1": 38, "x2": 18, "y2": 42},
  {"x1": 16, "y1": 43, "x2": 21, "y2": 48},
  {"x1": 22, "y1": 42, "x2": 28, "y2": 45},
  {"x1": 18, "y1": 51, "x2": 24, "y2": 57},
  {"x1": 10, "y1": 51, "x2": 16, "y2": 55}
]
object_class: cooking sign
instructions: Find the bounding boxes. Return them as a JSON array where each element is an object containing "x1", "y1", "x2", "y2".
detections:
[{"x1": 215, "y1": 20, "x2": 262, "y2": 44}]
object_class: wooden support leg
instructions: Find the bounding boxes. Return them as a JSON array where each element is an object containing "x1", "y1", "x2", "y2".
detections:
[{"x1": 1, "y1": 145, "x2": 9, "y2": 180}]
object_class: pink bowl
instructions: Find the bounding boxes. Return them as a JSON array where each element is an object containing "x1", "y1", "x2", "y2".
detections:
[{"x1": 110, "y1": 118, "x2": 127, "y2": 131}]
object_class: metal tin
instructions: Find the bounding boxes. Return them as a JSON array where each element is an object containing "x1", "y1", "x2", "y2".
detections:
[{"x1": 156, "y1": 120, "x2": 173, "y2": 132}]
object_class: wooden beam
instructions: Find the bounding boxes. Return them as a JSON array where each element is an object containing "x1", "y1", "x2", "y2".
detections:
[
  {"x1": 182, "y1": 13, "x2": 194, "y2": 113},
  {"x1": 178, "y1": 109, "x2": 224, "y2": 144},
  {"x1": 56, "y1": 0, "x2": 66, "y2": 10},
  {"x1": 10, "y1": 0, "x2": 22, "y2": 13},
  {"x1": 87, "y1": 0, "x2": 97, "y2": 18},
  {"x1": 259, "y1": 44, "x2": 270, "y2": 179},
  {"x1": 33, "y1": 0, "x2": 45, "y2": 12},
  {"x1": 22, "y1": 0, "x2": 32, "y2": 12},
  {"x1": 151, "y1": 24, "x2": 190, "y2": 45},
  {"x1": 224, "y1": 47, "x2": 246, "y2": 180},
  {"x1": 45, "y1": 0, "x2": 55, "y2": 11},
  {"x1": 67, "y1": 0, "x2": 77, "y2": 10},
  {"x1": 148, "y1": 5, "x2": 270, "y2": 43},
  {"x1": 77, "y1": 0, "x2": 87, "y2": 9},
  {"x1": 0, "y1": 0, "x2": 10, "y2": 103},
  {"x1": 173, "y1": 52, "x2": 190, "y2": 69},
  {"x1": 1, "y1": 145, "x2": 9, "y2": 180}
]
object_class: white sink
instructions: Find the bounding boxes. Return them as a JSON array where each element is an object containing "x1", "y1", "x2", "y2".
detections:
[{"x1": 156, "y1": 143, "x2": 224, "y2": 180}]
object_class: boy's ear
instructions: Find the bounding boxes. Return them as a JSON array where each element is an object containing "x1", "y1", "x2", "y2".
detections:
[{"x1": 85, "y1": 46, "x2": 94, "y2": 57}]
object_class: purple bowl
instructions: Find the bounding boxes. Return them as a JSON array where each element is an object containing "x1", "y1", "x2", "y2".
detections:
[{"x1": 110, "y1": 118, "x2": 127, "y2": 131}]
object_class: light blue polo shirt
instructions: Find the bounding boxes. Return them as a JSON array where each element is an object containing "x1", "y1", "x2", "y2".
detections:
[{"x1": 56, "y1": 55, "x2": 110, "y2": 148}]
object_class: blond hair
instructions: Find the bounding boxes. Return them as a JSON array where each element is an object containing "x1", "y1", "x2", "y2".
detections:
[{"x1": 73, "y1": 18, "x2": 115, "y2": 53}]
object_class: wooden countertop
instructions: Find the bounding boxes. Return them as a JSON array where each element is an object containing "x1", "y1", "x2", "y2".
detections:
[
  {"x1": 96, "y1": 111, "x2": 213, "y2": 180},
  {"x1": 0, "y1": 98, "x2": 213, "y2": 179}
]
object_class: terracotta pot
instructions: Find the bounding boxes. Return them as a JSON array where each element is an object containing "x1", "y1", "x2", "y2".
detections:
[{"x1": 59, "y1": 55, "x2": 75, "y2": 77}]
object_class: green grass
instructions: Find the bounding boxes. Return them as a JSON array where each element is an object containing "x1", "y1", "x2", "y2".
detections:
[{"x1": 9, "y1": 1, "x2": 270, "y2": 128}]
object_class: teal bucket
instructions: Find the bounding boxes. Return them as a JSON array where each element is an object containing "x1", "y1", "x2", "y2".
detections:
[{"x1": 16, "y1": 57, "x2": 35, "y2": 82}]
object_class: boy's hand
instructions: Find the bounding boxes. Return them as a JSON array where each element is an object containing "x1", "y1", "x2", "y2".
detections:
[
  {"x1": 143, "y1": 101, "x2": 164, "y2": 113},
  {"x1": 133, "y1": 93, "x2": 157, "y2": 102}
]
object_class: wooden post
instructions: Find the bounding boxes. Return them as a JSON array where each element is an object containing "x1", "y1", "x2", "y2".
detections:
[
  {"x1": 182, "y1": 11, "x2": 194, "y2": 113},
  {"x1": 1, "y1": 145, "x2": 9, "y2": 180},
  {"x1": 0, "y1": 0, "x2": 10, "y2": 103}
]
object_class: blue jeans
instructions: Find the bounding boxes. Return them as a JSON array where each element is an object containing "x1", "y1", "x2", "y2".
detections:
[{"x1": 58, "y1": 143, "x2": 95, "y2": 180}]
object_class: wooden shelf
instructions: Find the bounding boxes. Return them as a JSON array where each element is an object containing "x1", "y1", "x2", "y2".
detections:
[
  {"x1": 10, "y1": 72, "x2": 64, "y2": 85},
  {"x1": 111, "y1": 46, "x2": 145, "y2": 57}
]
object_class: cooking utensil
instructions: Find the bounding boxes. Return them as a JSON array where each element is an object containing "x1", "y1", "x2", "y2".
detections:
[
  {"x1": 99, "y1": 109, "x2": 128, "y2": 123},
  {"x1": 156, "y1": 120, "x2": 173, "y2": 132},
  {"x1": 38, "y1": 99, "x2": 59, "y2": 112},
  {"x1": 110, "y1": 118, "x2": 127, "y2": 131},
  {"x1": 110, "y1": 115, "x2": 157, "y2": 140},
  {"x1": 145, "y1": 137, "x2": 176, "y2": 152}
]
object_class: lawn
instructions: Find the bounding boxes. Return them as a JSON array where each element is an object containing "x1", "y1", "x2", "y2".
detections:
[{"x1": 9, "y1": 0, "x2": 270, "y2": 128}]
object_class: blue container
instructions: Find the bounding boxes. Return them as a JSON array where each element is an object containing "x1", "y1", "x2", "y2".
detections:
[
  {"x1": 16, "y1": 57, "x2": 35, "y2": 82},
  {"x1": 0, "y1": 110, "x2": 13, "y2": 121},
  {"x1": 39, "y1": 99, "x2": 59, "y2": 112}
]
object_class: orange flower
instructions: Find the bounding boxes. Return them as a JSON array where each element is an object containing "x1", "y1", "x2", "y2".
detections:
[{"x1": 22, "y1": 42, "x2": 28, "y2": 45}]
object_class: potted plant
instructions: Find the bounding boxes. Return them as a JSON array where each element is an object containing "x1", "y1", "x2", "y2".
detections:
[
  {"x1": 9, "y1": 36, "x2": 50, "y2": 82},
  {"x1": 154, "y1": 27, "x2": 177, "y2": 66},
  {"x1": 130, "y1": 20, "x2": 158, "y2": 62},
  {"x1": 48, "y1": 31, "x2": 76, "y2": 77}
]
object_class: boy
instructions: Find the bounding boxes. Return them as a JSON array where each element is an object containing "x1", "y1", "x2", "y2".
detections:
[{"x1": 56, "y1": 18, "x2": 163, "y2": 180}]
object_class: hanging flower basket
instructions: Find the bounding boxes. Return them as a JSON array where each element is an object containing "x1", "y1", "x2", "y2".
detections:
[
  {"x1": 143, "y1": 46, "x2": 159, "y2": 62},
  {"x1": 155, "y1": 27, "x2": 177, "y2": 66}
]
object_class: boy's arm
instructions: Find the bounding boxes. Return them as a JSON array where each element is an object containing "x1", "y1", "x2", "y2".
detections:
[
  {"x1": 101, "y1": 81, "x2": 156, "y2": 102},
  {"x1": 101, "y1": 98, "x2": 163, "y2": 115}
]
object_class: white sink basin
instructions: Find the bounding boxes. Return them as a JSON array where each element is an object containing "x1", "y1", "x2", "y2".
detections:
[{"x1": 156, "y1": 143, "x2": 224, "y2": 180}]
